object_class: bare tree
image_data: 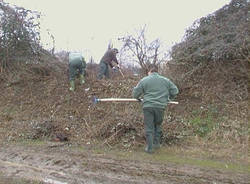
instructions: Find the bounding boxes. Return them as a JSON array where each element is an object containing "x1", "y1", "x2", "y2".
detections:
[{"x1": 119, "y1": 25, "x2": 164, "y2": 73}]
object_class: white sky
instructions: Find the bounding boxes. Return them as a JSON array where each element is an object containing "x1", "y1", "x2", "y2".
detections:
[{"x1": 4, "y1": 0, "x2": 231, "y2": 62}]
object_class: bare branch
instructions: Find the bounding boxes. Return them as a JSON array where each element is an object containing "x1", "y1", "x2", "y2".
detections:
[{"x1": 119, "y1": 26, "x2": 164, "y2": 73}]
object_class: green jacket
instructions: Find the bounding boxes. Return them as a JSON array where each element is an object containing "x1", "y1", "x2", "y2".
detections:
[
  {"x1": 133, "y1": 72, "x2": 179, "y2": 109},
  {"x1": 69, "y1": 52, "x2": 86, "y2": 68}
]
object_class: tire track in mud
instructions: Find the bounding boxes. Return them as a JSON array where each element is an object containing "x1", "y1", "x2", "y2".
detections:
[{"x1": 0, "y1": 144, "x2": 249, "y2": 184}]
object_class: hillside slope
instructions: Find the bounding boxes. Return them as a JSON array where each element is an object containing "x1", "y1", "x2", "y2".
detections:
[{"x1": 0, "y1": 62, "x2": 249, "y2": 183}]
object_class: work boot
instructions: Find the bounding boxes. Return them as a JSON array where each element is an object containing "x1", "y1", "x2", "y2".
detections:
[
  {"x1": 153, "y1": 144, "x2": 161, "y2": 150},
  {"x1": 69, "y1": 80, "x2": 75, "y2": 91},
  {"x1": 144, "y1": 145, "x2": 153, "y2": 154},
  {"x1": 145, "y1": 133, "x2": 153, "y2": 154},
  {"x1": 153, "y1": 138, "x2": 161, "y2": 150},
  {"x1": 153, "y1": 132, "x2": 162, "y2": 150},
  {"x1": 80, "y1": 74, "x2": 85, "y2": 84}
]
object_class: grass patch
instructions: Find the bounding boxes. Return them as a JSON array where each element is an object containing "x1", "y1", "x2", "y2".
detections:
[
  {"x1": 154, "y1": 149, "x2": 250, "y2": 173},
  {"x1": 188, "y1": 106, "x2": 221, "y2": 137},
  {"x1": 89, "y1": 145, "x2": 250, "y2": 174}
]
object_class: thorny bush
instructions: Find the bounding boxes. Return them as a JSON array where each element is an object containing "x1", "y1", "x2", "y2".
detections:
[
  {"x1": 0, "y1": 2, "x2": 41, "y2": 71},
  {"x1": 170, "y1": 0, "x2": 249, "y2": 64}
]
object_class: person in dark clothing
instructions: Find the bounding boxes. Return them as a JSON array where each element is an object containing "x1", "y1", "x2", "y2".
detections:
[
  {"x1": 97, "y1": 48, "x2": 119, "y2": 80},
  {"x1": 133, "y1": 64, "x2": 179, "y2": 154}
]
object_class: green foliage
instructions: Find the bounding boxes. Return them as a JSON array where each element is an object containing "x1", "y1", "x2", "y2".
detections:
[
  {"x1": 189, "y1": 106, "x2": 220, "y2": 137},
  {"x1": 189, "y1": 114, "x2": 214, "y2": 137},
  {"x1": 170, "y1": 0, "x2": 249, "y2": 64},
  {"x1": 0, "y1": 2, "x2": 41, "y2": 69}
]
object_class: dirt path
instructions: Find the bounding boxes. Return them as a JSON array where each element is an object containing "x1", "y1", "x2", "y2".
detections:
[{"x1": 0, "y1": 142, "x2": 249, "y2": 184}]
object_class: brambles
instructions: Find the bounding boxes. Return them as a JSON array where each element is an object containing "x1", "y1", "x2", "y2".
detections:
[
  {"x1": 0, "y1": 2, "x2": 41, "y2": 70},
  {"x1": 170, "y1": 0, "x2": 249, "y2": 64}
]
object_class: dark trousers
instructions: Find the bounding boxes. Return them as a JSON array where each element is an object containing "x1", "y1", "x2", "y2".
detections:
[
  {"x1": 97, "y1": 61, "x2": 109, "y2": 79},
  {"x1": 143, "y1": 107, "x2": 165, "y2": 151},
  {"x1": 69, "y1": 60, "x2": 84, "y2": 81}
]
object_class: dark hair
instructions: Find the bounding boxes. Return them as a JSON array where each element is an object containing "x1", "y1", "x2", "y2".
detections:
[{"x1": 148, "y1": 64, "x2": 158, "y2": 72}]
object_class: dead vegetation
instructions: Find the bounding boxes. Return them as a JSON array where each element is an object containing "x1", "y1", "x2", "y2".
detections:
[
  {"x1": 0, "y1": 59, "x2": 248, "y2": 153},
  {"x1": 0, "y1": 0, "x2": 248, "y2": 162},
  {"x1": 170, "y1": 0, "x2": 249, "y2": 64}
]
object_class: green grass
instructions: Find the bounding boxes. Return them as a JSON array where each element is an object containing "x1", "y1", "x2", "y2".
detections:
[
  {"x1": 188, "y1": 106, "x2": 223, "y2": 137},
  {"x1": 154, "y1": 151, "x2": 250, "y2": 173},
  {"x1": 91, "y1": 146, "x2": 250, "y2": 174}
]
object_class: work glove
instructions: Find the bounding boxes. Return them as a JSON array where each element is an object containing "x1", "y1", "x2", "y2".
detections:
[
  {"x1": 169, "y1": 95, "x2": 176, "y2": 100},
  {"x1": 112, "y1": 66, "x2": 118, "y2": 72},
  {"x1": 137, "y1": 98, "x2": 142, "y2": 102}
]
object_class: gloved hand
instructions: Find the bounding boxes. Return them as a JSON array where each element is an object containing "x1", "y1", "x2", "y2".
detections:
[
  {"x1": 137, "y1": 98, "x2": 142, "y2": 102},
  {"x1": 112, "y1": 66, "x2": 118, "y2": 72},
  {"x1": 169, "y1": 95, "x2": 176, "y2": 100}
]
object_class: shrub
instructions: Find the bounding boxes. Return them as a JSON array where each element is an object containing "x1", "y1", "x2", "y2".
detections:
[
  {"x1": 0, "y1": 2, "x2": 41, "y2": 70},
  {"x1": 170, "y1": 0, "x2": 249, "y2": 64}
]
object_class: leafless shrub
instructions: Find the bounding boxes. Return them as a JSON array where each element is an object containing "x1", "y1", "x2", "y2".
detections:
[
  {"x1": 119, "y1": 25, "x2": 166, "y2": 74},
  {"x1": 0, "y1": 2, "x2": 42, "y2": 71}
]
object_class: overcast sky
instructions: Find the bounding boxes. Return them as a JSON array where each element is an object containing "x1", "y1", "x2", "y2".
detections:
[{"x1": 4, "y1": 0, "x2": 231, "y2": 62}]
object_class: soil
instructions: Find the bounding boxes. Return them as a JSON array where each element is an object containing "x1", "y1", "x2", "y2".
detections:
[
  {"x1": 0, "y1": 142, "x2": 249, "y2": 184},
  {"x1": 0, "y1": 62, "x2": 249, "y2": 184}
]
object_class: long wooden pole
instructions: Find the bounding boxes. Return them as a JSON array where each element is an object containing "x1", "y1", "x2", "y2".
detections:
[
  {"x1": 94, "y1": 97, "x2": 178, "y2": 104},
  {"x1": 118, "y1": 68, "x2": 125, "y2": 78}
]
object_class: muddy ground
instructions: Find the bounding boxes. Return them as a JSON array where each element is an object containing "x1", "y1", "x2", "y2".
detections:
[{"x1": 0, "y1": 142, "x2": 249, "y2": 184}]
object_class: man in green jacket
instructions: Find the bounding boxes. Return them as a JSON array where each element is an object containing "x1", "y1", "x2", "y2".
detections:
[
  {"x1": 97, "y1": 48, "x2": 120, "y2": 80},
  {"x1": 69, "y1": 52, "x2": 86, "y2": 91},
  {"x1": 133, "y1": 64, "x2": 179, "y2": 153}
]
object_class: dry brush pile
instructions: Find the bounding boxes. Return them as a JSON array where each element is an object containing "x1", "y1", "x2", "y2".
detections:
[
  {"x1": 0, "y1": 57, "x2": 248, "y2": 150},
  {"x1": 0, "y1": 61, "x2": 189, "y2": 149}
]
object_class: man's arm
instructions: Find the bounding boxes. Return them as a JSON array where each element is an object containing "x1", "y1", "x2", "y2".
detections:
[
  {"x1": 168, "y1": 81, "x2": 179, "y2": 100},
  {"x1": 111, "y1": 60, "x2": 118, "y2": 68},
  {"x1": 133, "y1": 81, "x2": 144, "y2": 99}
]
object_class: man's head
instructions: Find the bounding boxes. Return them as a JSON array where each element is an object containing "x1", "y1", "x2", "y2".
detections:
[
  {"x1": 147, "y1": 64, "x2": 158, "y2": 74},
  {"x1": 112, "y1": 48, "x2": 119, "y2": 54}
]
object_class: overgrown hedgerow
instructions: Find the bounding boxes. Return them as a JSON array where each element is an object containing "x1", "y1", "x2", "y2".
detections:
[
  {"x1": 0, "y1": 2, "x2": 41, "y2": 70},
  {"x1": 170, "y1": 0, "x2": 249, "y2": 64}
]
